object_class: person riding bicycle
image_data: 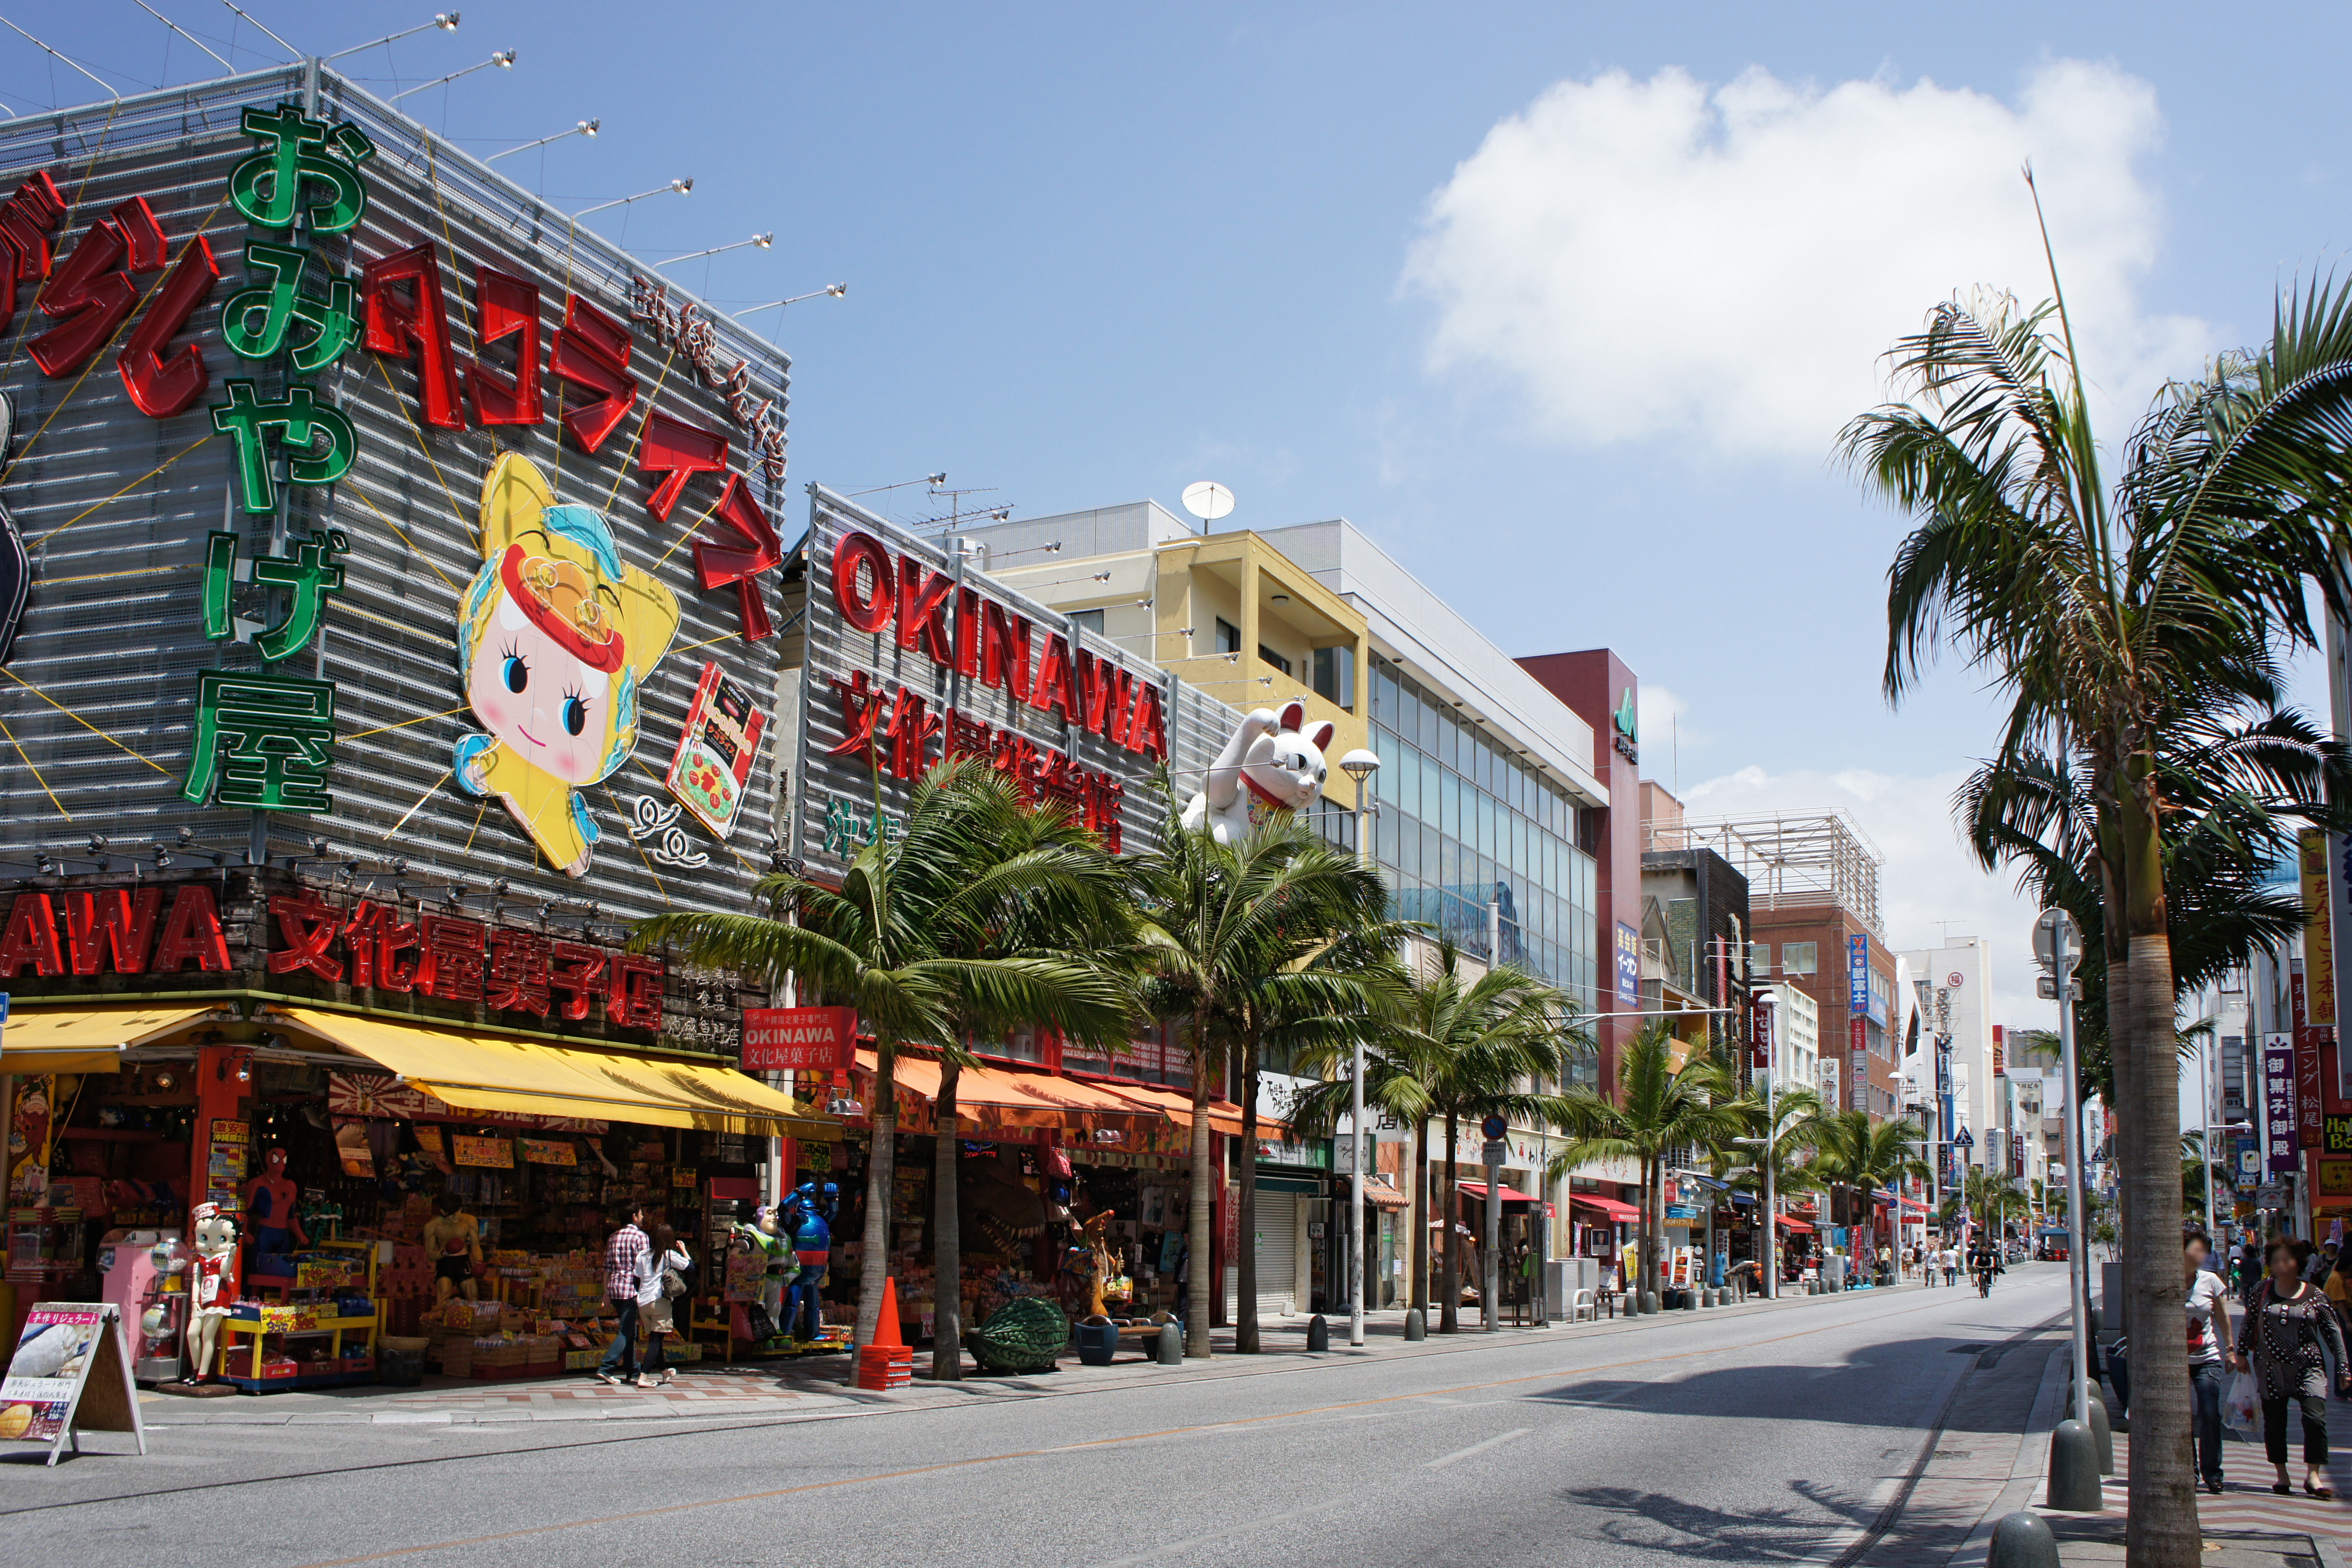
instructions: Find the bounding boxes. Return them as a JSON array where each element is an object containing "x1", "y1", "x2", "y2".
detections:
[{"x1": 1971, "y1": 1246, "x2": 1998, "y2": 1294}]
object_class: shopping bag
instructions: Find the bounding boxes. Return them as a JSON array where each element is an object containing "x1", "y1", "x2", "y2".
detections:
[{"x1": 2221, "y1": 1370, "x2": 2259, "y2": 1437}]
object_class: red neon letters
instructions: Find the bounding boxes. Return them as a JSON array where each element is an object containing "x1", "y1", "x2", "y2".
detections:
[
  {"x1": 361, "y1": 241, "x2": 464, "y2": 430},
  {"x1": 467, "y1": 266, "x2": 542, "y2": 425},
  {"x1": 117, "y1": 235, "x2": 220, "y2": 417},
  {"x1": 549, "y1": 292, "x2": 637, "y2": 452}
]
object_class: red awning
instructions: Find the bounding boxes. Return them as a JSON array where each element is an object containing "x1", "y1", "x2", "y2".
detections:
[
  {"x1": 1571, "y1": 1194, "x2": 1640, "y2": 1222},
  {"x1": 1457, "y1": 1180, "x2": 1538, "y2": 1204},
  {"x1": 1900, "y1": 1197, "x2": 1927, "y2": 1213},
  {"x1": 1359, "y1": 1178, "x2": 1409, "y2": 1211},
  {"x1": 1775, "y1": 1215, "x2": 1815, "y2": 1233}
]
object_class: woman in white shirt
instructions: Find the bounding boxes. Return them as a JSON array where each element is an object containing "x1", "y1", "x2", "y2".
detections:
[
  {"x1": 2185, "y1": 1232, "x2": 2233, "y2": 1494},
  {"x1": 636, "y1": 1224, "x2": 693, "y2": 1388}
]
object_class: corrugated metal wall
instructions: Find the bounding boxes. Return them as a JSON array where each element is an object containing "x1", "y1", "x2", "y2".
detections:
[{"x1": 0, "y1": 66, "x2": 790, "y2": 929}]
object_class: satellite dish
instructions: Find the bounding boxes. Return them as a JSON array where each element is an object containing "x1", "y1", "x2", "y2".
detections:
[{"x1": 1181, "y1": 480, "x2": 1234, "y2": 523}]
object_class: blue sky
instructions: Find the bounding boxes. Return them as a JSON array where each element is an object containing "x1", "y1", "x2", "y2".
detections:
[{"x1": 15, "y1": 2, "x2": 2352, "y2": 1023}]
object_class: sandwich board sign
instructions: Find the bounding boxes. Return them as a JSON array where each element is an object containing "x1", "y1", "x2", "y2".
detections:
[{"x1": 0, "y1": 1302, "x2": 145, "y2": 1465}]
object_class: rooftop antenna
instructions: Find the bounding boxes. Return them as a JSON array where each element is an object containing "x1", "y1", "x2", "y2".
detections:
[
  {"x1": 218, "y1": 0, "x2": 300, "y2": 62},
  {"x1": 1, "y1": 19, "x2": 123, "y2": 101},
  {"x1": 1181, "y1": 480, "x2": 1234, "y2": 534},
  {"x1": 131, "y1": 0, "x2": 234, "y2": 72}
]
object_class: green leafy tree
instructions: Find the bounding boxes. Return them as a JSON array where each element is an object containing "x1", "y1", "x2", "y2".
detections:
[
  {"x1": 1132, "y1": 798, "x2": 1393, "y2": 1356},
  {"x1": 1843, "y1": 245, "x2": 2352, "y2": 1563},
  {"x1": 1813, "y1": 1111, "x2": 1930, "y2": 1262},
  {"x1": 1295, "y1": 939, "x2": 1576, "y2": 1333},
  {"x1": 636, "y1": 761, "x2": 1132, "y2": 1357},
  {"x1": 1549, "y1": 1023, "x2": 1743, "y2": 1307},
  {"x1": 1713, "y1": 1085, "x2": 1828, "y2": 1280}
]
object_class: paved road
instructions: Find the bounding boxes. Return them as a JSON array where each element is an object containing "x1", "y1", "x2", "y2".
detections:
[{"x1": 3, "y1": 1265, "x2": 2074, "y2": 1567}]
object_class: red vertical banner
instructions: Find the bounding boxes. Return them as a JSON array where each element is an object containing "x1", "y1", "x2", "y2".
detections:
[{"x1": 2294, "y1": 969, "x2": 2329, "y2": 1146}]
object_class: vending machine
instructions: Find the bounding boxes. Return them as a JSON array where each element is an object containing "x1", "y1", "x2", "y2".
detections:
[{"x1": 97, "y1": 1228, "x2": 185, "y2": 1383}]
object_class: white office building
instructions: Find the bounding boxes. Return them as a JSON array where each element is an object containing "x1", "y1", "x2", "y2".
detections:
[{"x1": 1900, "y1": 936, "x2": 1999, "y2": 1174}]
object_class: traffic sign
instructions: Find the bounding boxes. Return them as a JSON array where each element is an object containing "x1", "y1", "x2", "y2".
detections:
[
  {"x1": 1954, "y1": 1127, "x2": 1975, "y2": 1150},
  {"x1": 1481, "y1": 1115, "x2": 1508, "y2": 1140}
]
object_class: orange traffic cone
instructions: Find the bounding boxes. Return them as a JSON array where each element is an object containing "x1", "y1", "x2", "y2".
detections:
[{"x1": 856, "y1": 1278, "x2": 914, "y2": 1391}]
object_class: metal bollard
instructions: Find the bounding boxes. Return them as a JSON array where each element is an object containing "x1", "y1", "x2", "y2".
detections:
[
  {"x1": 1985, "y1": 1511, "x2": 2060, "y2": 1568},
  {"x1": 1641, "y1": 1291, "x2": 1660, "y2": 1315},
  {"x1": 1156, "y1": 1323, "x2": 1182, "y2": 1365},
  {"x1": 1403, "y1": 1308, "x2": 1427, "y2": 1341},
  {"x1": 2046, "y1": 1419, "x2": 2101, "y2": 1511},
  {"x1": 1306, "y1": 1314, "x2": 1329, "y2": 1352}
]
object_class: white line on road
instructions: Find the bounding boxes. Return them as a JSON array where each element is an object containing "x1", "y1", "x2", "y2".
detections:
[
  {"x1": 1424, "y1": 1427, "x2": 1533, "y2": 1468},
  {"x1": 1084, "y1": 1499, "x2": 1350, "y2": 1566}
]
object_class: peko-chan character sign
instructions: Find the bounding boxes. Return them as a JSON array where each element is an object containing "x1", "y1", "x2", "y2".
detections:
[{"x1": 455, "y1": 456, "x2": 680, "y2": 877}]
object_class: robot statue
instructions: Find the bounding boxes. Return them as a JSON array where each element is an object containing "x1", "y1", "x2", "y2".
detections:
[
  {"x1": 729, "y1": 1203, "x2": 797, "y2": 1340},
  {"x1": 783, "y1": 1182, "x2": 837, "y2": 1342}
]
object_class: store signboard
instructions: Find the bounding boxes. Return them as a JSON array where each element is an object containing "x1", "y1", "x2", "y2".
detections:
[
  {"x1": 0, "y1": 67, "x2": 788, "y2": 967},
  {"x1": 741, "y1": 1006, "x2": 857, "y2": 1072},
  {"x1": 519, "y1": 1138, "x2": 577, "y2": 1166},
  {"x1": 2264, "y1": 1037, "x2": 2301, "y2": 1174},
  {"x1": 1616, "y1": 922, "x2": 1641, "y2": 1006},
  {"x1": 451, "y1": 1135, "x2": 514, "y2": 1169},
  {"x1": 0, "y1": 1303, "x2": 142, "y2": 1466},
  {"x1": 1848, "y1": 935, "x2": 1870, "y2": 1015},
  {"x1": 793, "y1": 488, "x2": 1231, "y2": 881}
]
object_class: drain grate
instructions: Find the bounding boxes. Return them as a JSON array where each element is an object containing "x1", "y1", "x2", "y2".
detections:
[{"x1": 1932, "y1": 1449, "x2": 1972, "y2": 1458}]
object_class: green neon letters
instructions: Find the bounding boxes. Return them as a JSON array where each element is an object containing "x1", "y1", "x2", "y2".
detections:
[
  {"x1": 221, "y1": 241, "x2": 357, "y2": 371},
  {"x1": 182, "y1": 669, "x2": 337, "y2": 812},
  {"x1": 210, "y1": 380, "x2": 356, "y2": 514},
  {"x1": 200, "y1": 527, "x2": 349, "y2": 663},
  {"x1": 228, "y1": 104, "x2": 376, "y2": 234}
]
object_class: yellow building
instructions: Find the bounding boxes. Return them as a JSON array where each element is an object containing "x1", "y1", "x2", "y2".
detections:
[{"x1": 982, "y1": 503, "x2": 1372, "y2": 808}]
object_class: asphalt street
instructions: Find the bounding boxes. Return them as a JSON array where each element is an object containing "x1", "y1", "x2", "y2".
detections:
[{"x1": 2, "y1": 1264, "x2": 2075, "y2": 1567}]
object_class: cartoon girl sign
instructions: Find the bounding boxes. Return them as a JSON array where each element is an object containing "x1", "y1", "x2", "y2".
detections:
[{"x1": 455, "y1": 455, "x2": 679, "y2": 876}]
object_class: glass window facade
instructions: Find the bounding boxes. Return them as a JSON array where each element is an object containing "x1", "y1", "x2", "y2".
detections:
[{"x1": 1357, "y1": 655, "x2": 1599, "y2": 1013}]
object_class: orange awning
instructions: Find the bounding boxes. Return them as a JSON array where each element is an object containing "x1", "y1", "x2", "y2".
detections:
[
  {"x1": 854, "y1": 1050, "x2": 1173, "y2": 1132},
  {"x1": 1088, "y1": 1078, "x2": 1266, "y2": 1139}
]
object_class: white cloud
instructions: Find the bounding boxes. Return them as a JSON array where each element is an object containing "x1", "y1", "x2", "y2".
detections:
[
  {"x1": 1638, "y1": 683, "x2": 1699, "y2": 758},
  {"x1": 1402, "y1": 60, "x2": 2212, "y2": 458},
  {"x1": 1679, "y1": 763, "x2": 2047, "y2": 1028}
]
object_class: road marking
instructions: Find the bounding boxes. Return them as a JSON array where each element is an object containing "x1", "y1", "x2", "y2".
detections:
[
  {"x1": 1083, "y1": 1499, "x2": 1350, "y2": 1566},
  {"x1": 29, "y1": 1282, "x2": 2062, "y2": 1557},
  {"x1": 1426, "y1": 1427, "x2": 1532, "y2": 1468}
]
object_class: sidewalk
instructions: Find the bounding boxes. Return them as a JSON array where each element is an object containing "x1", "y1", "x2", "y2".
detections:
[
  {"x1": 136, "y1": 1282, "x2": 1889, "y2": 1428},
  {"x1": 1872, "y1": 1335, "x2": 2349, "y2": 1568}
]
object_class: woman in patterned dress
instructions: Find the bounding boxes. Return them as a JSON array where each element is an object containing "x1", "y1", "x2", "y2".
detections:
[{"x1": 2231, "y1": 1236, "x2": 2350, "y2": 1498}]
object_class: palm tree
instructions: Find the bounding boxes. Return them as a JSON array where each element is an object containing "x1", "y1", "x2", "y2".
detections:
[
  {"x1": 907, "y1": 765, "x2": 1139, "y2": 1379},
  {"x1": 635, "y1": 761, "x2": 1131, "y2": 1355},
  {"x1": 1550, "y1": 1023, "x2": 1743, "y2": 1311},
  {"x1": 1132, "y1": 798, "x2": 1393, "y2": 1356},
  {"x1": 1843, "y1": 253, "x2": 2352, "y2": 1563},
  {"x1": 1813, "y1": 1112, "x2": 1930, "y2": 1272},
  {"x1": 1714, "y1": 1086, "x2": 1827, "y2": 1285},
  {"x1": 1293, "y1": 938, "x2": 1576, "y2": 1333},
  {"x1": 1960, "y1": 1165, "x2": 2028, "y2": 1252},
  {"x1": 2180, "y1": 1130, "x2": 2207, "y2": 1228}
]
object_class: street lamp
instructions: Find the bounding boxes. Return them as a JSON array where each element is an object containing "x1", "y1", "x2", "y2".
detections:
[
  {"x1": 573, "y1": 177, "x2": 692, "y2": 218},
  {"x1": 485, "y1": 118, "x2": 598, "y2": 162},
  {"x1": 389, "y1": 48, "x2": 515, "y2": 101},
  {"x1": 327, "y1": 12, "x2": 460, "y2": 60},
  {"x1": 732, "y1": 283, "x2": 848, "y2": 322},
  {"x1": 2035, "y1": 906, "x2": 2092, "y2": 1460},
  {"x1": 660, "y1": 232, "x2": 774, "y2": 266},
  {"x1": 1339, "y1": 746, "x2": 1380, "y2": 1349}
]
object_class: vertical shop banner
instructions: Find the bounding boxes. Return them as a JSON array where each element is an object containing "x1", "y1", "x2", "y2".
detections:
[
  {"x1": 0, "y1": 1303, "x2": 143, "y2": 1466},
  {"x1": 2301, "y1": 831, "x2": 2336, "y2": 1027},
  {"x1": 2328, "y1": 612, "x2": 2352, "y2": 1100},
  {"x1": 6, "y1": 1070, "x2": 54, "y2": 1204},
  {"x1": 2264, "y1": 1036, "x2": 2301, "y2": 1174},
  {"x1": 2291, "y1": 968, "x2": 2329, "y2": 1146},
  {"x1": 202, "y1": 1118, "x2": 248, "y2": 1213},
  {"x1": 1848, "y1": 935, "x2": 1870, "y2": 1015},
  {"x1": 1615, "y1": 922, "x2": 1641, "y2": 1007}
]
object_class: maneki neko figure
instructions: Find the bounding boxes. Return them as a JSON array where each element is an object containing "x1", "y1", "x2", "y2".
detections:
[{"x1": 454, "y1": 455, "x2": 680, "y2": 876}]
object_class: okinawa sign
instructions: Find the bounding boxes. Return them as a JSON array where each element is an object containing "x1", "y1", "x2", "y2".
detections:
[
  {"x1": 0, "y1": 67, "x2": 789, "y2": 938},
  {"x1": 794, "y1": 489, "x2": 1233, "y2": 879}
]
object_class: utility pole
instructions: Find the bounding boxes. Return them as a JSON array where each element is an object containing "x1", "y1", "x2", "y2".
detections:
[{"x1": 2036, "y1": 907, "x2": 2093, "y2": 1450}]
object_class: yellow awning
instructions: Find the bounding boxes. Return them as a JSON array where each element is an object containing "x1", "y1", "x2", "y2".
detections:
[
  {"x1": 1, "y1": 1004, "x2": 216, "y2": 1075},
  {"x1": 270, "y1": 1007, "x2": 836, "y2": 1138}
]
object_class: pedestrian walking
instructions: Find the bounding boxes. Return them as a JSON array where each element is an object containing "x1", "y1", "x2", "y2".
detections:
[
  {"x1": 2232, "y1": 1236, "x2": 2350, "y2": 1499},
  {"x1": 637, "y1": 1224, "x2": 692, "y2": 1387},
  {"x1": 596, "y1": 1202, "x2": 651, "y2": 1385},
  {"x1": 2185, "y1": 1232, "x2": 2233, "y2": 1495},
  {"x1": 1941, "y1": 1245, "x2": 1958, "y2": 1288}
]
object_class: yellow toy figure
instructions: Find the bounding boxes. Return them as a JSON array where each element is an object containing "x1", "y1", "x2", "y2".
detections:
[{"x1": 455, "y1": 455, "x2": 679, "y2": 875}]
